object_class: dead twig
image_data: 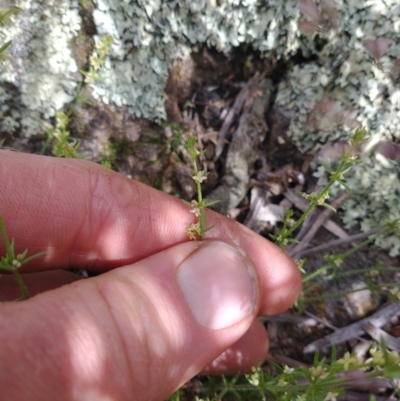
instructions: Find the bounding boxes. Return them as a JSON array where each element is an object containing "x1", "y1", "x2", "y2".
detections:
[
  {"x1": 304, "y1": 302, "x2": 400, "y2": 353},
  {"x1": 297, "y1": 227, "x2": 384, "y2": 259},
  {"x1": 363, "y1": 322, "x2": 400, "y2": 352},
  {"x1": 215, "y1": 73, "x2": 260, "y2": 158},
  {"x1": 204, "y1": 78, "x2": 272, "y2": 215},
  {"x1": 284, "y1": 188, "x2": 349, "y2": 240},
  {"x1": 288, "y1": 192, "x2": 349, "y2": 258}
]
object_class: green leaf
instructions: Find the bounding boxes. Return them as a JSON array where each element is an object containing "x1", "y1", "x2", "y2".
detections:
[
  {"x1": 337, "y1": 181, "x2": 352, "y2": 193},
  {"x1": 340, "y1": 167, "x2": 352, "y2": 175},
  {"x1": 0, "y1": 215, "x2": 13, "y2": 258},
  {"x1": 350, "y1": 126, "x2": 368, "y2": 146},
  {"x1": 321, "y1": 162, "x2": 332, "y2": 173},
  {"x1": 0, "y1": 7, "x2": 20, "y2": 25},
  {"x1": 204, "y1": 199, "x2": 220, "y2": 207},
  {"x1": 0, "y1": 262, "x2": 13, "y2": 271},
  {"x1": 21, "y1": 251, "x2": 46, "y2": 266},
  {"x1": 321, "y1": 203, "x2": 337, "y2": 212},
  {"x1": 0, "y1": 40, "x2": 11, "y2": 54},
  {"x1": 18, "y1": 248, "x2": 28, "y2": 260},
  {"x1": 204, "y1": 223, "x2": 217, "y2": 233}
]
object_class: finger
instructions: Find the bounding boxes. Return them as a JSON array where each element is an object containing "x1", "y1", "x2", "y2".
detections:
[
  {"x1": 0, "y1": 150, "x2": 301, "y2": 315},
  {"x1": 2, "y1": 270, "x2": 268, "y2": 376},
  {"x1": 0, "y1": 241, "x2": 260, "y2": 401},
  {"x1": 0, "y1": 270, "x2": 83, "y2": 301},
  {"x1": 201, "y1": 319, "x2": 269, "y2": 375}
]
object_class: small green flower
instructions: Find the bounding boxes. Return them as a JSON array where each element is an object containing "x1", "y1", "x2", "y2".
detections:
[
  {"x1": 370, "y1": 347, "x2": 385, "y2": 366},
  {"x1": 189, "y1": 200, "x2": 201, "y2": 217},
  {"x1": 186, "y1": 223, "x2": 201, "y2": 240},
  {"x1": 12, "y1": 259, "x2": 21, "y2": 269},
  {"x1": 310, "y1": 365, "x2": 328, "y2": 379},
  {"x1": 336, "y1": 352, "x2": 359, "y2": 370},
  {"x1": 192, "y1": 171, "x2": 208, "y2": 184},
  {"x1": 283, "y1": 365, "x2": 294, "y2": 374},
  {"x1": 277, "y1": 378, "x2": 287, "y2": 386},
  {"x1": 324, "y1": 392, "x2": 339, "y2": 401},
  {"x1": 317, "y1": 192, "x2": 330, "y2": 206},
  {"x1": 184, "y1": 137, "x2": 202, "y2": 159},
  {"x1": 388, "y1": 350, "x2": 400, "y2": 364},
  {"x1": 246, "y1": 366, "x2": 262, "y2": 386}
]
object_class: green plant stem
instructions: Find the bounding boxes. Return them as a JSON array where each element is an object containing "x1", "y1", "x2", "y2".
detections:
[
  {"x1": 191, "y1": 158, "x2": 206, "y2": 238},
  {"x1": 0, "y1": 215, "x2": 45, "y2": 300},
  {"x1": 302, "y1": 228, "x2": 389, "y2": 283},
  {"x1": 285, "y1": 153, "x2": 354, "y2": 240},
  {"x1": 287, "y1": 187, "x2": 331, "y2": 239},
  {"x1": 303, "y1": 281, "x2": 400, "y2": 303},
  {"x1": 11, "y1": 268, "x2": 29, "y2": 299}
]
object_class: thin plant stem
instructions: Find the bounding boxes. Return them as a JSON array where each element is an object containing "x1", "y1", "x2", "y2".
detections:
[
  {"x1": 302, "y1": 228, "x2": 389, "y2": 283},
  {"x1": 303, "y1": 282, "x2": 400, "y2": 303},
  {"x1": 11, "y1": 268, "x2": 29, "y2": 300}
]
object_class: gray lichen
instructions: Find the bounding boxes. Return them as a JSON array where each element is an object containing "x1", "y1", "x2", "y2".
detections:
[
  {"x1": 90, "y1": 0, "x2": 302, "y2": 120},
  {"x1": 0, "y1": 0, "x2": 305, "y2": 128},
  {"x1": 274, "y1": 0, "x2": 400, "y2": 255},
  {"x1": 0, "y1": 0, "x2": 81, "y2": 136}
]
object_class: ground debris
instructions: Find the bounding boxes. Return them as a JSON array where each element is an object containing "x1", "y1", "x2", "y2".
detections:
[{"x1": 204, "y1": 77, "x2": 273, "y2": 215}]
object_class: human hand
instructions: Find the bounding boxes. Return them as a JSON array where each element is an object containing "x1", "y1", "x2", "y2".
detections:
[{"x1": 0, "y1": 150, "x2": 301, "y2": 401}]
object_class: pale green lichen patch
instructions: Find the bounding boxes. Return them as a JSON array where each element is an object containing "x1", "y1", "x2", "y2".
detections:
[
  {"x1": 0, "y1": 0, "x2": 81, "y2": 136},
  {"x1": 90, "y1": 0, "x2": 303, "y2": 121},
  {"x1": 334, "y1": 155, "x2": 400, "y2": 256},
  {"x1": 274, "y1": 0, "x2": 400, "y2": 254}
]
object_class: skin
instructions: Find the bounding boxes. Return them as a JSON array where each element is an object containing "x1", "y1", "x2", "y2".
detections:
[{"x1": 0, "y1": 150, "x2": 301, "y2": 401}]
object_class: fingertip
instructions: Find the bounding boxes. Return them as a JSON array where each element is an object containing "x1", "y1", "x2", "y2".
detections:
[
  {"x1": 258, "y1": 246, "x2": 302, "y2": 316},
  {"x1": 205, "y1": 217, "x2": 301, "y2": 317},
  {"x1": 201, "y1": 319, "x2": 269, "y2": 375}
]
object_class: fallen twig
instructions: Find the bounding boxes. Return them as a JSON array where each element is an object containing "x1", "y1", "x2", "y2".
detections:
[
  {"x1": 288, "y1": 192, "x2": 349, "y2": 258},
  {"x1": 304, "y1": 302, "x2": 400, "y2": 353},
  {"x1": 296, "y1": 227, "x2": 384, "y2": 259},
  {"x1": 284, "y1": 188, "x2": 349, "y2": 240},
  {"x1": 215, "y1": 73, "x2": 260, "y2": 158},
  {"x1": 363, "y1": 322, "x2": 400, "y2": 352}
]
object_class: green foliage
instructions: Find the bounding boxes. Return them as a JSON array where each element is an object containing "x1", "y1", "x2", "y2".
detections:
[
  {"x1": 162, "y1": 122, "x2": 185, "y2": 157},
  {"x1": 0, "y1": 216, "x2": 45, "y2": 301},
  {"x1": 271, "y1": 127, "x2": 368, "y2": 248},
  {"x1": 0, "y1": 6, "x2": 19, "y2": 61},
  {"x1": 174, "y1": 345, "x2": 400, "y2": 400},
  {"x1": 42, "y1": 111, "x2": 84, "y2": 158},
  {"x1": 184, "y1": 137, "x2": 219, "y2": 240},
  {"x1": 182, "y1": 129, "x2": 400, "y2": 400},
  {"x1": 79, "y1": 35, "x2": 113, "y2": 85},
  {"x1": 41, "y1": 35, "x2": 113, "y2": 158}
]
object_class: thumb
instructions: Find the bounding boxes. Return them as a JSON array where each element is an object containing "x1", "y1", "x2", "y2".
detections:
[{"x1": 0, "y1": 241, "x2": 261, "y2": 401}]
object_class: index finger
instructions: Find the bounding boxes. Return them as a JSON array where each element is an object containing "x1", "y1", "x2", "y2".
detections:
[{"x1": 0, "y1": 150, "x2": 301, "y2": 315}]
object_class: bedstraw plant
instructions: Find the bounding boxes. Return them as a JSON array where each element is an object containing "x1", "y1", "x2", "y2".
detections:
[
  {"x1": 0, "y1": 215, "x2": 45, "y2": 301},
  {"x1": 271, "y1": 127, "x2": 368, "y2": 248},
  {"x1": 176, "y1": 132, "x2": 400, "y2": 400},
  {"x1": 183, "y1": 137, "x2": 218, "y2": 240},
  {"x1": 41, "y1": 35, "x2": 113, "y2": 160}
]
